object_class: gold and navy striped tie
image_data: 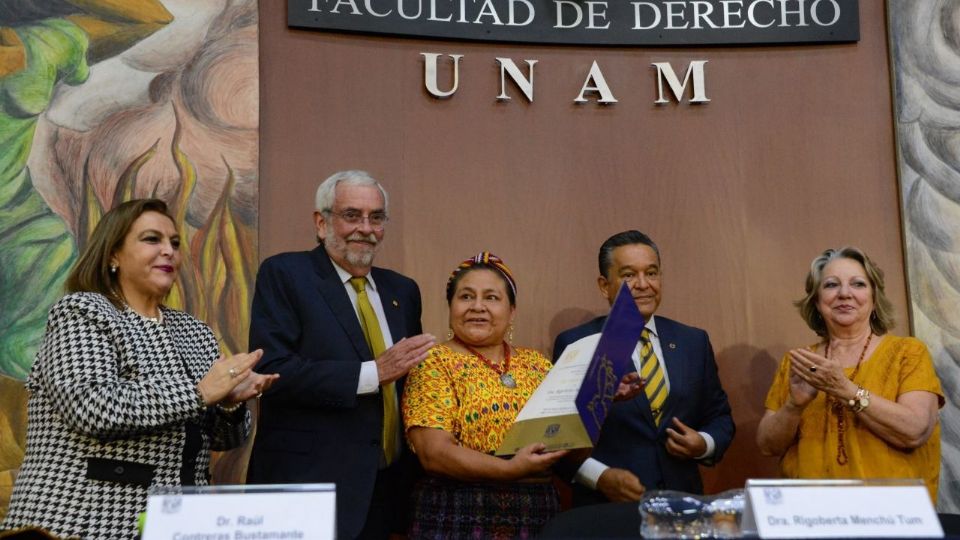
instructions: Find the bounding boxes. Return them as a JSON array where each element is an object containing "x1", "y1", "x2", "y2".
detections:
[
  {"x1": 640, "y1": 328, "x2": 667, "y2": 426},
  {"x1": 350, "y1": 277, "x2": 399, "y2": 465}
]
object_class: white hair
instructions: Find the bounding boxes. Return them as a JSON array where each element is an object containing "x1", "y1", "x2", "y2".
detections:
[{"x1": 314, "y1": 170, "x2": 389, "y2": 213}]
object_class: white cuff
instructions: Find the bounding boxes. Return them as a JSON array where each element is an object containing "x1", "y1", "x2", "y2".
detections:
[
  {"x1": 696, "y1": 431, "x2": 716, "y2": 460},
  {"x1": 574, "y1": 457, "x2": 609, "y2": 490},
  {"x1": 357, "y1": 360, "x2": 380, "y2": 395}
]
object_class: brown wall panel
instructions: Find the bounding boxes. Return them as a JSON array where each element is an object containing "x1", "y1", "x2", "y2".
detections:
[{"x1": 259, "y1": 2, "x2": 903, "y2": 492}]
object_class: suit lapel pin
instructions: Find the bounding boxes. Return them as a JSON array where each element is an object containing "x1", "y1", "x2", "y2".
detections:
[
  {"x1": 392, "y1": 300, "x2": 399, "y2": 307},
  {"x1": 669, "y1": 343, "x2": 677, "y2": 349}
]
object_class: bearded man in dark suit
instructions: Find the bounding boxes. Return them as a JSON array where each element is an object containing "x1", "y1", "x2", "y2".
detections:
[
  {"x1": 247, "y1": 170, "x2": 435, "y2": 539},
  {"x1": 553, "y1": 230, "x2": 734, "y2": 505}
]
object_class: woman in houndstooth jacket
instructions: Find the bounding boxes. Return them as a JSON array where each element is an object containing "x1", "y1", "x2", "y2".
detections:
[{"x1": 1, "y1": 199, "x2": 277, "y2": 539}]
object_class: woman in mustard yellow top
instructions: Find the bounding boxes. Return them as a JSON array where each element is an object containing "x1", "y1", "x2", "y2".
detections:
[{"x1": 757, "y1": 247, "x2": 944, "y2": 501}]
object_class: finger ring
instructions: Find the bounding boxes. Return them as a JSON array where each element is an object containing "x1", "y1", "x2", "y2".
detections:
[
  {"x1": 228, "y1": 368, "x2": 238, "y2": 378},
  {"x1": 809, "y1": 366, "x2": 817, "y2": 373}
]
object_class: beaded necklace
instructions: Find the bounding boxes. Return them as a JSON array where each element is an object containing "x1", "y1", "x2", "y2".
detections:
[
  {"x1": 453, "y1": 336, "x2": 516, "y2": 388},
  {"x1": 124, "y1": 303, "x2": 164, "y2": 325},
  {"x1": 823, "y1": 333, "x2": 872, "y2": 465}
]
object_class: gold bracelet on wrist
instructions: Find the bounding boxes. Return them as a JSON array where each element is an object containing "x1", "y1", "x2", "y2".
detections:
[{"x1": 847, "y1": 386, "x2": 870, "y2": 413}]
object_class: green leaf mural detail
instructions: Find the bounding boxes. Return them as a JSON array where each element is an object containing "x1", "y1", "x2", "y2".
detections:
[{"x1": 0, "y1": 20, "x2": 90, "y2": 379}]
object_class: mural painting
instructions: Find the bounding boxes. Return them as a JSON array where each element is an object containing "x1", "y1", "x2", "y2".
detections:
[
  {"x1": 889, "y1": 0, "x2": 960, "y2": 512},
  {"x1": 0, "y1": 0, "x2": 260, "y2": 518}
]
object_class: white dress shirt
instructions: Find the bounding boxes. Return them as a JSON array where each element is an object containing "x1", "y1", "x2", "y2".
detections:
[{"x1": 329, "y1": 260, "x2": 395, "y2": 395}]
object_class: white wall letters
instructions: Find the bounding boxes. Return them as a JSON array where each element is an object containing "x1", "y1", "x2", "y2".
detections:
[
  {"x1": 574, "y1": 61, "x2": 617, "y2": 104},
  {"x1": 496, "y1": 58, "x2": 538, "y2": 102},
  {"x1": 421, "y1": 53, "x2": 711, "y2": 106},
  {"x1": 421, "y1": 53, "x2": 463, "y2": 98},
  {"x1": 652, "y1": 60, "x2": 710, "y2": 104}
]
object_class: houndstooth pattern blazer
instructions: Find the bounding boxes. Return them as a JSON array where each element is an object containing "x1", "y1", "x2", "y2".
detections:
[{"x1": 1, "y1": 292, "x2": 251, "y2": 539}]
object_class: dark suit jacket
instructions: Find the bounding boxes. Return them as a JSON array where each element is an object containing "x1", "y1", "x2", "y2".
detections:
[
  {"x1": 552, "y1": 315, "x2": 734, "y2": 502},
  {"x1": 246, "y1": 246, "x2": 422, "y2": 539}
]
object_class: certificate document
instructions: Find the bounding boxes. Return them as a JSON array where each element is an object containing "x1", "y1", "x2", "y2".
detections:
[{"x1": 496, "y1": 283, "x2": 644, "y2": 455}]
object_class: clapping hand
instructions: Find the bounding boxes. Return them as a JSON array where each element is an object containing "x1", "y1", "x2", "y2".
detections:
[
  {"x1": 785, "y1": 350, "x2": 818, "y2": 409},
  {"x1": 376, "y1": 334, "x2": 436, "y2": 384},
  {"x1": 788, "y1": 347, "x2": 846, "y2": 403},
  {"x1": 223, "y1": 370, "x2": 279, "y2": 405},
  {"x1": 196, "y1": 349, "x2": 264, "y2": 406}
]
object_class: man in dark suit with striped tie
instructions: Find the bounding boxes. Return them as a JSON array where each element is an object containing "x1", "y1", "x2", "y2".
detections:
[{"x1": 552, "y1": 230, "x2": 735, "y2": 505}]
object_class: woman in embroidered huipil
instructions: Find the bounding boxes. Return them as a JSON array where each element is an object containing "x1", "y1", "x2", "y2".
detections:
[
  {"x1": 401, "y1": 252, "x2": 569, "y2": 538},
  {"x1": 2, "y1": 199, "x2": 277, "y2": 539},
  {"x1": 756, "y1": 247, "x2": 944, "y2": 502}
]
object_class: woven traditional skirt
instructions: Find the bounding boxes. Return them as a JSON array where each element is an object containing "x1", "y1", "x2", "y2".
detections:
[{"x1": 408, "y1": 475, "x2": 560, "y2": 539}]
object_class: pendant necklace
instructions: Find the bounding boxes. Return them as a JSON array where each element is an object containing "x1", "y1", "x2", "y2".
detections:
[
  {"x1": 453, "y1": 337, "x2": 516, "y2": 388},
  {"x1": 823, "y1": 333, "x2": 872, "y2": 465}
]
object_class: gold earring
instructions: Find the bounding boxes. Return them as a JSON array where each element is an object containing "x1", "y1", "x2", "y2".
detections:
[
  {"x1": 507, "y1": 324, "x2": 514, "y2": 344},
  {"x1": 446, "y1": 328, "x2": 453, "y2": 340}
]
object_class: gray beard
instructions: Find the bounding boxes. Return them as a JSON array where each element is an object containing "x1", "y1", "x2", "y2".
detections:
[
  {"x1": 326, "y1": 229, "x2": 378, "y2": 269},
  {"x1": 346, "y1": 249, "x2": 375, "y2": 268}
]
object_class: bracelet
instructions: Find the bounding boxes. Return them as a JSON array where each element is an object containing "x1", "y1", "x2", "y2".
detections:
[
  {"x1": 194, "y1": 386, "x2": 207, "y2": 411},
  {"x1": 218, "y1": 401, "x2": 243, "y2": 413},
  {"x1": 847, "y1": 386, "x2": 871, "y2": 413}
]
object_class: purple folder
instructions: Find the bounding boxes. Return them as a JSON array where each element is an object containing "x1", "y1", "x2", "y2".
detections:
[{"x1": 574, "y1": 282, "x2": 645, "y2": 443}]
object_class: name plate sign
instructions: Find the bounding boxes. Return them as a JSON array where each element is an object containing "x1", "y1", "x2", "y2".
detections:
[
  {"x1": 142, "y1": 484, "x2": 336, "y2": 540},
  {"x1": 743, "y1": 480, "x2": 943, "y2": 538}
]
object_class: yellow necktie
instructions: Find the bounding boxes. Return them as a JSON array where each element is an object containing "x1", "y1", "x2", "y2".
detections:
[
  {"x1": 640, "y1": 328, "x2": 667, "y2": 426},
  {"x1": 350, "y1": 277, "x2": 398, "y2": 464}
]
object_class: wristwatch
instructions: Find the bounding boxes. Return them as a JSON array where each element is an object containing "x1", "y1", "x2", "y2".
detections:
[{"x1": 848, "y1": 386, "x2": 870, "y2": 413}]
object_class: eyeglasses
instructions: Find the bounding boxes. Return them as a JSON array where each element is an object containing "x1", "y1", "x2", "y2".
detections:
[{"x1": 325, "y1": 209, "x2": 389, "y2": 228}]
